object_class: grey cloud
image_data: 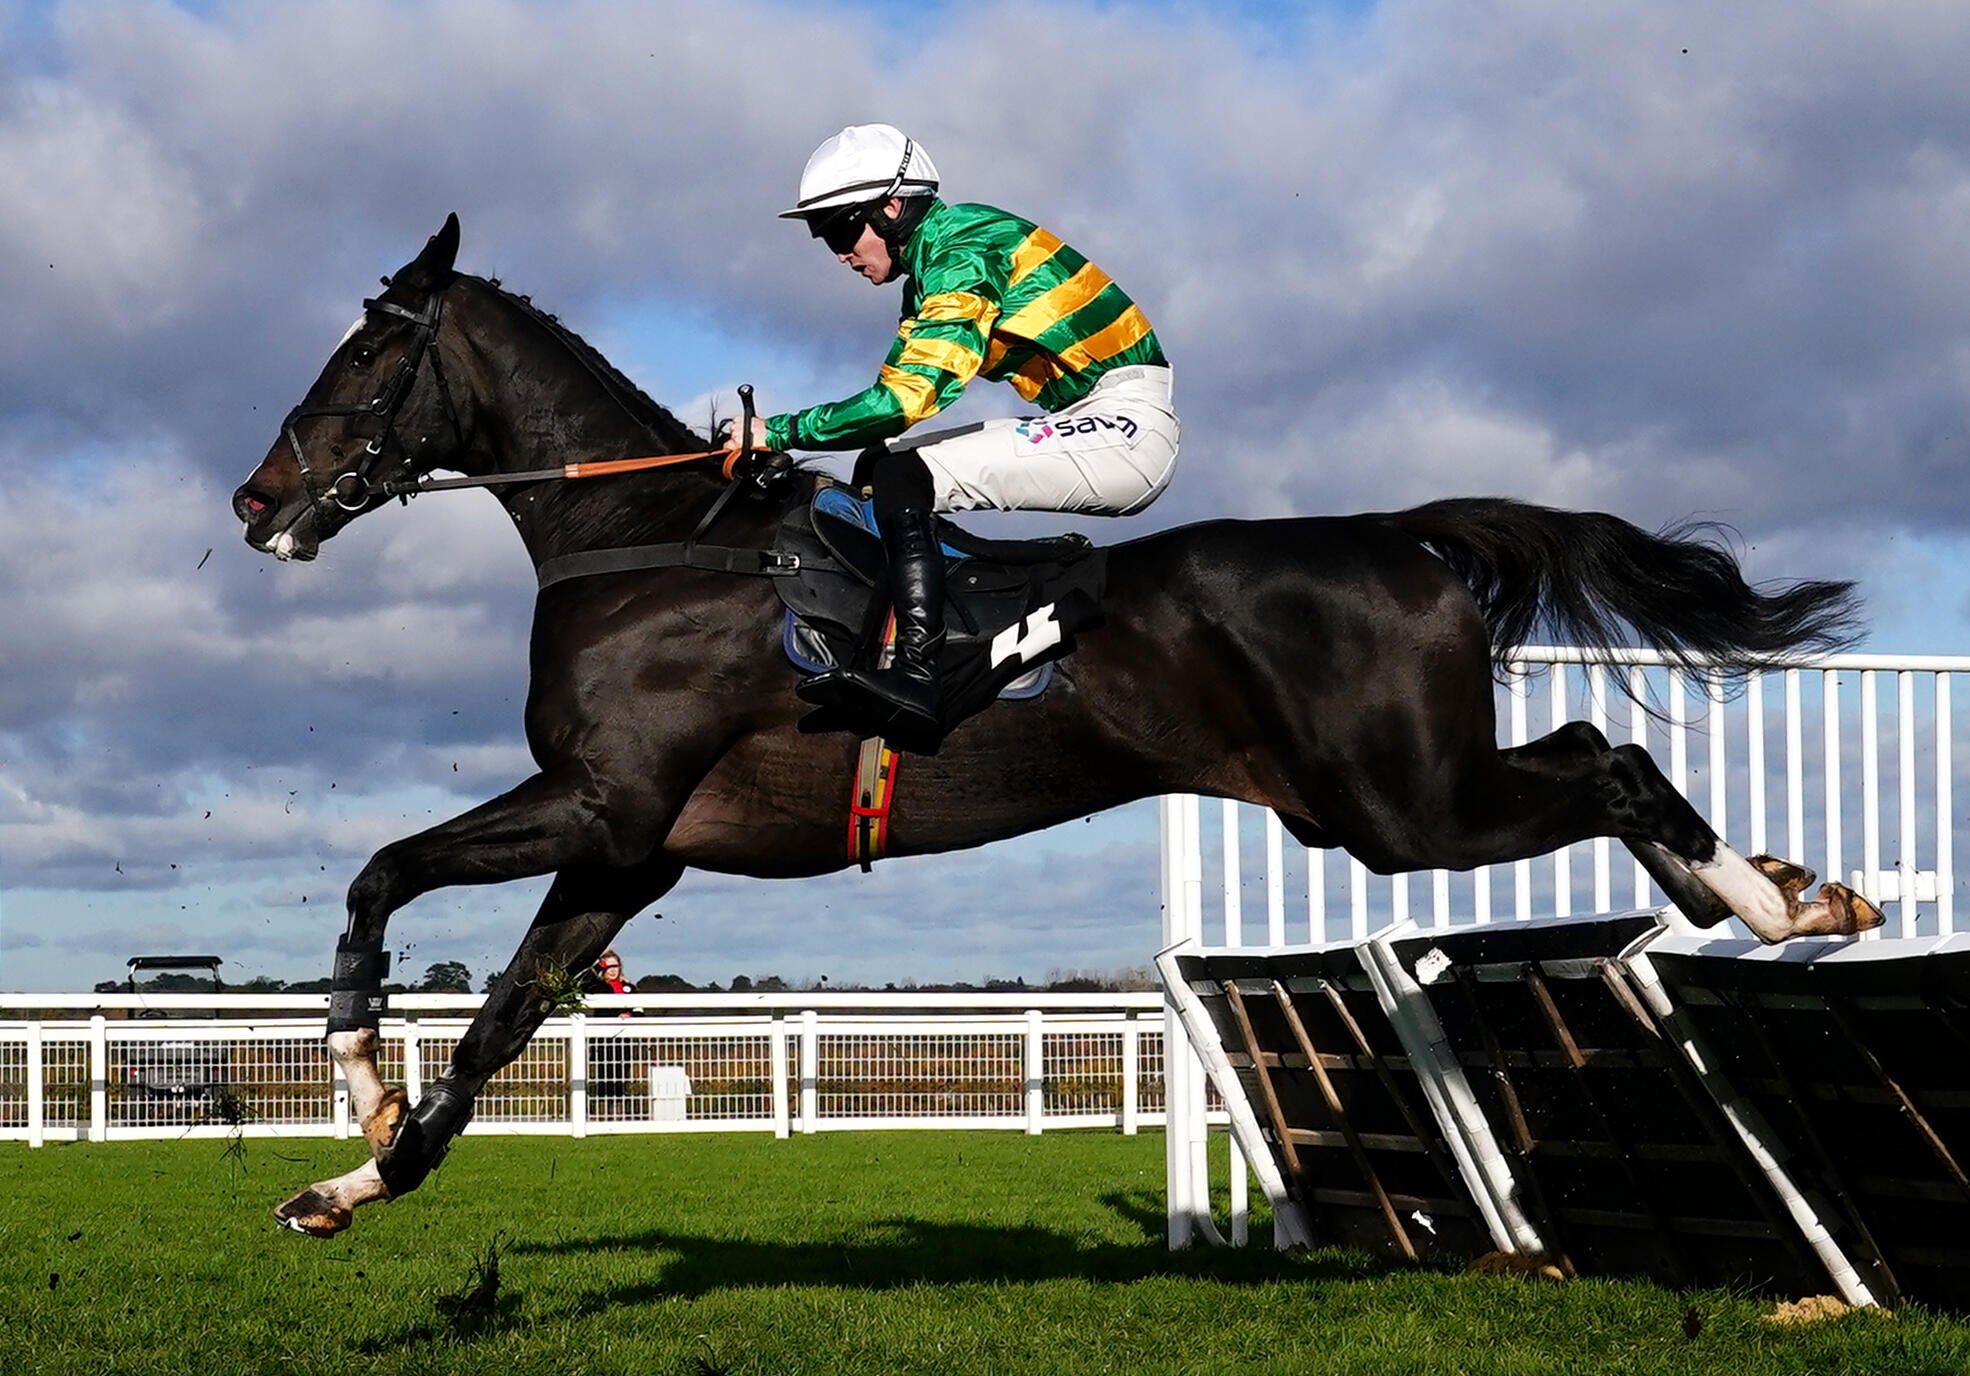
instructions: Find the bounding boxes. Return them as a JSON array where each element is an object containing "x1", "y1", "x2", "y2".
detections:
[{"x1": 5, "y1": 0, "x2": 1969, "y2": 989}]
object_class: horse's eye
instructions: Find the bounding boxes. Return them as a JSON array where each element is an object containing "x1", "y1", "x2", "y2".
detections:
[{"x1": 350, "y1": 345, "x2": 377, "y2": 369}]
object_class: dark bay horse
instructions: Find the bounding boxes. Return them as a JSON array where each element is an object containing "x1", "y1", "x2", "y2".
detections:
[{"x1": 234, "y1": 215, "x2": 1872, "y2": 1237}]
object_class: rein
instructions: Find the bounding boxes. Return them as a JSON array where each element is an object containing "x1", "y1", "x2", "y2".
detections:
[
  {"x1": 387, "y1": 382, "x2": 785, "y2": 586},
  {"x1": 380, "y1": 380, "x2": 764, "y2": 501},
  {"x1": 378, "y1": 445, "x2": 747, "y2": 499}
]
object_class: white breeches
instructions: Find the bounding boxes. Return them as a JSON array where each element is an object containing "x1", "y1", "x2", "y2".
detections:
[{"x1": 902, "y1": 364, "x2": 1179, "y2": 517}]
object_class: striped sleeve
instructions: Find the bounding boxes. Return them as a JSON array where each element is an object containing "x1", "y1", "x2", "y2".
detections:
[{"x1": 765, "y1": 261, "x2": 1003, "y2": 451}]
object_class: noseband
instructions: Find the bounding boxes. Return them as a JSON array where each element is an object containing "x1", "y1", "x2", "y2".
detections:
[{"x1": 281, "y1": 290, "x2": 465, "y2": 514}]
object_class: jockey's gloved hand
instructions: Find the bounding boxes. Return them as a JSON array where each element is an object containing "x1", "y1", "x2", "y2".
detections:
[
  {"x1": 715, "y1": 412, "x2": 792, "y2": 494},
  {"x1": 716, "y1": 414, "x2": 772, "y2": 451},
  {"x1": 740, "y1": 449, "x2": 793, "y2": 494},
  {"x1": 715, "y1": 437, "x2": 793, "y2": 496}
]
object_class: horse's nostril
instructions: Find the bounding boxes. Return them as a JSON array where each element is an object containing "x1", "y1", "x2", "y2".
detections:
[{"x1": 233, "y1": 485, "x2": 274, "y2": 523}]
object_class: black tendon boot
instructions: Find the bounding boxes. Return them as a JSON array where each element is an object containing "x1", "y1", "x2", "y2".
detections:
[{"x1": 798, "y1": 504, "x2": 947, "y2": 752}]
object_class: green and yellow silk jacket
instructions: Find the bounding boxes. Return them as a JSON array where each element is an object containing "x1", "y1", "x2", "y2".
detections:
[{"x1": 763, "y1": 200, "x2": 1166, "y2": 452}]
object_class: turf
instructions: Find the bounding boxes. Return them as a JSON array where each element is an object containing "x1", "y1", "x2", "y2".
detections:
[{"x1": 2, "y1": 1131, "x2": 1966, "y2": 1375}]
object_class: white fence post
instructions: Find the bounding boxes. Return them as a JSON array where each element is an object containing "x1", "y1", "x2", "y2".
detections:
[
  {"x1": 1161, "y1": 795, "x2": 1195, "y2": 1247},
  {"x1": 332, "y1": 1059, "x2": 351, "y2": 1140},
  {"x1": 770, "y1": 1016, "x2": 791, "y2": 1139},
  {"x1": 88, "y1": 1015, "x2": 107, "y2": 1144},
  {"x1": 799, "y1": 1009, "x2": 819, "y2": 1134},
  {"x1": 1121, "y1": 1013, "x2": 1140, "y2": 1137},
  {"x1": 1025, "y1": 1009, "x2": 1045, "y2": 1135},
  {"x1": 1899, "y1": 670, "x2": 1919, "y2": 937},
  {"x1": 26, "y1": 1020, "x2": 44, "y2": 1149},
  {"x1": 1161, "y1": 793, "x2": 1224, "y2": 1248},
  {"x1": 1940, "y1": 673, "x2": 1955, "y2": 933},
  {"x1": 570, "y1": 1014, "x2": 588, "y2": 1139},
  {"x1": 402, "y1": 1013, "x2": 422, "y2": 1103},
  {"x1": 1230, "y1": 1137, "x2": 1248, "y2": 1246}
]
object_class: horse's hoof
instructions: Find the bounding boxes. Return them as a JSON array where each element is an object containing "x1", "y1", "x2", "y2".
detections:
[
  {"x1": 1468, "y1": 1250, "x2": 1568, "y2": 1282},
  {"x1": 362, "y1": 1087, "x2": 410, "y2": 1156},
  {"x1": 1749, "y1": 854, "x2": 1818, "y2": 900},
  {"x1": 274, "y1": 1188, "x2": 352, "y2": 1238},
  {"x1": 1821, "y1": 882, "x2": 1886, "y2": 935}
]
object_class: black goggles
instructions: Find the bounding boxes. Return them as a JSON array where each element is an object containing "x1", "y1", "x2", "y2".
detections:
[{"x1": 808, "y1": 204, "x2": 871, "y2": 255}]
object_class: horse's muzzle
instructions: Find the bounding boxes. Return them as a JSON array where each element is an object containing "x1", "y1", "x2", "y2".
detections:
[
  {"x1": 232, "y1": 482, "x2": 274, "y2": 525},
  {"x1": 233, "y1": 481, "x2": 320, "y2": 561}
]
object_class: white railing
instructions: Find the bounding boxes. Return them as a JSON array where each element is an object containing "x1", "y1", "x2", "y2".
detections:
[
  {"x1": 0, "y1": 992, "x2": 1184, "y2": 1148},
  {"x1": 1159, "y1": 645, "x2": 1969, "y2": 1246}
]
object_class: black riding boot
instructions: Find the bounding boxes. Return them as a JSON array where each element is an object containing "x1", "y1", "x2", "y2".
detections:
[{"x1": 797, "y1": 505, "x2": 946, "y2": 753}]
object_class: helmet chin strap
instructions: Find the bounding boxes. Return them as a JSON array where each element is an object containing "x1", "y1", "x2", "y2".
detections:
[
  {"x1": 866, "y1": 193, "x2": 933, "y2": 268},
  {"x1": 866, "y1": 139, "x2": 930, "y2": 260}
]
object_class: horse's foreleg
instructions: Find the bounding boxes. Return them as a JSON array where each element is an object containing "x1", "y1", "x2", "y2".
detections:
[
  {"x1": 376, "y1": 859, "x2": 681, "y2": 1202},
  {"x1": 280, "y1": 767, "x2": 674, "y2": 1236},
  {"x1": 326, "y1": 1028, "x2": 406, "y2": 1156},
  {"x1": 279, "y1": 859, "x2": 683, "y2": 1237}
]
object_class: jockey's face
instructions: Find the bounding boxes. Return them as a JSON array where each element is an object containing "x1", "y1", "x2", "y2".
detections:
[{"x1": 832, "y1": 196, "x2": 904, "y2": 286}]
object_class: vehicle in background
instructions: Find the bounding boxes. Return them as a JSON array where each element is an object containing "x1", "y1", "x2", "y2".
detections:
[{"x1": 122, "y1": 956, "x2": 233, "y2": 1101}]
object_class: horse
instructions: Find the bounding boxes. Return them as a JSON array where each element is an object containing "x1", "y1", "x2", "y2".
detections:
[{"x1": 233, "y1": 215, "x2": 1873, "y2": 1237}]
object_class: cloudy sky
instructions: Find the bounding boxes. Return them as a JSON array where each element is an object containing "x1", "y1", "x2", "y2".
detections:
[{"x1": 3, "y1": 0, "x2": 1967, "y2": 993}]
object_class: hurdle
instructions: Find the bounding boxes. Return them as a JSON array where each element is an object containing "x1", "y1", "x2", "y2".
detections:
[{"x1": 1158, "y1": 912, "x2": 1970, "y2": 1307}]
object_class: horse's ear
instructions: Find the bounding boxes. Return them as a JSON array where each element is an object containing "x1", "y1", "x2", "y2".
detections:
[{"x1": 392, "y1": 213, "x2": 461, "y2": 294}]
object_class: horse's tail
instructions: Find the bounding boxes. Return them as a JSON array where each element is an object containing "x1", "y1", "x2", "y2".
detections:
[{"x1": 1381, "y1": 497, "x2": 1862, "y2": 675}]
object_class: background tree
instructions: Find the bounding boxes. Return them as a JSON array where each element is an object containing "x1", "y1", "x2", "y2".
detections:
[{"x1": 416, "y1": 961, "x2": 473, "y2": 993}]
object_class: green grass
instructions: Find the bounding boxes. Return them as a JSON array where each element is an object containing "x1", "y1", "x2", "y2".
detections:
[{"x1": 2, "y1": 1131, "x2": 1967, "y2": 1375}]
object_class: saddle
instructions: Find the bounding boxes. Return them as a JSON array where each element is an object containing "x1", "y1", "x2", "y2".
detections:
[{"x1": 775, "y1": 484, "x2": 1107, "y2": 735}]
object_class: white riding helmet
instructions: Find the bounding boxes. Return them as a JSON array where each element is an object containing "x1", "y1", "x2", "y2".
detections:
[{"x1": 778, "y1": 123, "x2": 940, "y2": 219}]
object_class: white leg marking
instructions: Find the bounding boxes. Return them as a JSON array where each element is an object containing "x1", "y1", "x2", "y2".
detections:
[
  {"x1": 1691, "y1": 842, "x2": 1793, "y2": 942},
  {"x1": 327, "y1": 1029, "x2": 387, "y2": 1124},
  {"x1": 279, "y1": 1159, "x2": 390, "y2": 1235},
  {"x1": 319, "y1": 1158, "x2": 388, "y2": 1212}
]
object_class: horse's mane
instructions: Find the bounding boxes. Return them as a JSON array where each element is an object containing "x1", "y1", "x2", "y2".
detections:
[{"x1": 467, "y1": 273, "x2": 711, "y2": 452}]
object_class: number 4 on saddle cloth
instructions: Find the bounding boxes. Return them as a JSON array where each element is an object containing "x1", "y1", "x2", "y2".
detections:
[{"x1": 776, "y1": 484, "x2": 1107, "y2": 748}]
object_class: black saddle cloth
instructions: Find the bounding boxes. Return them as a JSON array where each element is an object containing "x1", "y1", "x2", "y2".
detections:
[{"x1": 774, "y1": 485, "x2": 1107, "y2": 733}]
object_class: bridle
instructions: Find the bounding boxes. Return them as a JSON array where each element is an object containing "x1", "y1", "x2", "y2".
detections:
[
  {"x1": 280, "y1": 287, "x2": 466, "y2": 515},
  {"x1": 269, "y1": 277, "x2": 793, "y2": 580}
]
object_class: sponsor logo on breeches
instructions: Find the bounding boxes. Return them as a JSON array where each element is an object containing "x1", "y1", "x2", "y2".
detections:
[{"x1": 1014, "y1": 412, "x2": 1138, "y2": 444}]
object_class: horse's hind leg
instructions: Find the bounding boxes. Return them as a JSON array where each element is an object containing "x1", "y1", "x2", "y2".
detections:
[
  {"x1": 1493, "y1": 723, "x2": 1734, "y2": 927},
  {"x1": 277, "y1": 858, "x2": 682, "y2": 1237},
  {"x1": 1508, "y1": 726, "x2": 1881, "y2": 940},
  {"x1": 1371, "y1": 721, "x2": 1881, "y2": 942}
]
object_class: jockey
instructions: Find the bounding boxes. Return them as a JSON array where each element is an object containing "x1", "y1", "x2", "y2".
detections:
[{"x1": 732, "y1": 122, "x2": 1179, "y2": 753}]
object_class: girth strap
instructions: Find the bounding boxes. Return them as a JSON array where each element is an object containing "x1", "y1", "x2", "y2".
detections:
[{"x1": 537, "y1": 542, "x2": 802, "y2": 590}]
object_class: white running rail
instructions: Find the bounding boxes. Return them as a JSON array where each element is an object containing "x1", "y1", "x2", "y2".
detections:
[{"x1": 0, "y1": 992, "x2": 1173, "y2": 1148}]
